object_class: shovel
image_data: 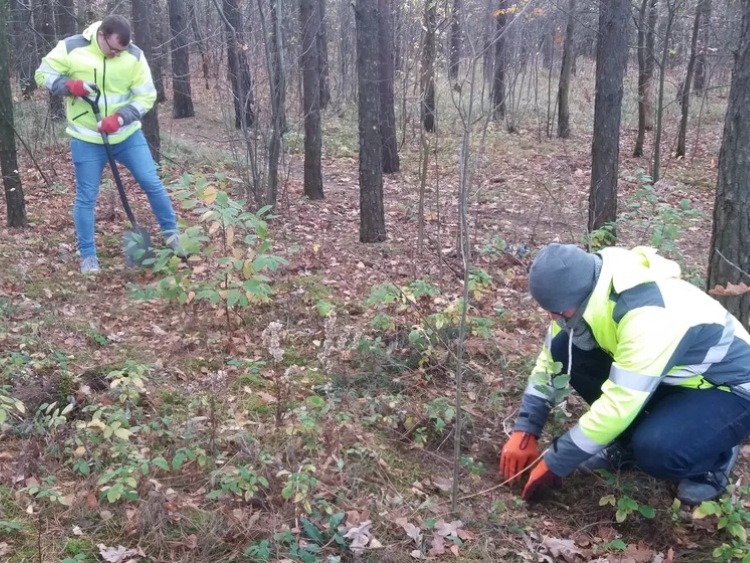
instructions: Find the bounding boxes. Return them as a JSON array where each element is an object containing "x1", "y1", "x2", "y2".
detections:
[{"x1": 81, "y1": 86, "x2": 153, "y2": 267}]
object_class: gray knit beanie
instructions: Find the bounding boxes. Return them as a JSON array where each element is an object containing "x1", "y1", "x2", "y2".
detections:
[{"x1": 528, "y1": 244, "x2": 598, "y2": 312}]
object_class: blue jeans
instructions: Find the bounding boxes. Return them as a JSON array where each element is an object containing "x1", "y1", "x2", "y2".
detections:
[
  {"x1": 70, "y1": 130, "x2": 177, "y2": 258},
  {"x1": 551, "y1": 331, "x2": 750, "y2": 480}
]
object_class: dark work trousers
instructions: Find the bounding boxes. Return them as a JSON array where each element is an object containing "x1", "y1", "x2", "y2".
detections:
[{"x1": 550, "y1": 330, "x2": 750, "y2": 480}]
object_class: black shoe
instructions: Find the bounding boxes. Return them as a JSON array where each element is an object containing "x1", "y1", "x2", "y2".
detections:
[{"x1": 677, "y1": 446, "x2": 739, "y2": 505}]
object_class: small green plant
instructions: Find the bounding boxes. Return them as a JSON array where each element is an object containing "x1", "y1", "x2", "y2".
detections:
[
  {"x1": 207, "y1": 465, "x2": 269, "y2": 502},
  {"x1": 692, "y1": 484, "x2": 750, "y2": 560},
  {"x1": 279, "y1": 463, "x2": 319, "y2": 513},
  {"x1": 599, "y1": 493, "x2": 655, "y2": 523}
]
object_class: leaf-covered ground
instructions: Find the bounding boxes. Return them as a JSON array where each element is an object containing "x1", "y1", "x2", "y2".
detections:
[{"x1": 0, "y1": 75, "x2": 746, "y2": 563}]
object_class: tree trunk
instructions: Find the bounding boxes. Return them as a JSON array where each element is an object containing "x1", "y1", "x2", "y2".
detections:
[
  {"x1": 37, "y1": 0, "x2": 64, "y2": 119},
  {"x1": 652, "y1": 2, "x2": 676, "y2": 182},
  {"x1": 492, "y1": 0, "x2": 507, "y2": 121},
  {"x1": 355, "y1": 0, "x2": 386, "y2": 243},
  {"x1": 420, "y1": 0, "x2": 436, "y2": 132},
  {"x1": 557, "y1": 0, "x2": 576, "y2": 139},
  {"x1": 693, "y1": 0, "x2": 711, "y2": 93},
  {"x1": 317, "y1": 0, "x2": 330, "y2": 109},
  {"x1": 0, "y1": 0, "x2": 27, "y2": 227},
  {"x1": 676, "y1": 0, "x2": 702, "y2": 157},
  {"x1": 448, "y1": 0, "x2": 461, "y2": 80},
  {"x1": 223, "y1": 0, "x2": 255, "y2": 129},
  {"x1": 707, "y1": 0, "x2": 750, "y2": 327},
  {"x1": 634, "y1": 0, "x2": 657, "y2": 157},
  {"x1": 266, "y1": 0, "x2": 286, "y2": 206},
  {"x1": 189, "y1": 0, "x2": 211, "y2": 90},
  {"x1": 56, "y1": 0, "x2": 76, "y2": 36},
  {"x1": 378, "y1": 0, "x2": 399, "y2": 173},
  {"x1": 132, "y1": 0, "x2": 161, "y2": 162},
  {"x1": 168, "y1": 0, "x2": 195, "y2": 118},
  {"x1": 300, "y1": 0, "x2": 324, "y2": 200},
  {"x1": 589, "y1": 0, "x2": 629, "y2": 232},
  {"x1": 11, "y1": 0, "x2": 36, "y2": 96},
  {"x1": 152, "y1": 0, "x2": 167, "y2": 103}
]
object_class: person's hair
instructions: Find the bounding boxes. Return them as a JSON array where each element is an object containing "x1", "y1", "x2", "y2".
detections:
[{"x1": 99, "y1": 15, "x2": 131, "y2": 46}]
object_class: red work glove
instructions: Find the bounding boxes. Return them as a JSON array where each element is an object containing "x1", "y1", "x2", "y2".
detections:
[
  {"x1": 522, "y1": 459, "x2": 562, "y2": 501},
  {"x1": 98, "y1": 114, "x2": 124, "y2": 134},
  {"x1": 66, "y1": 80, "x2": 95, "y2": 97},
  {"x1": 499, "y1": 431, "x2": 540, "y2": 482}
]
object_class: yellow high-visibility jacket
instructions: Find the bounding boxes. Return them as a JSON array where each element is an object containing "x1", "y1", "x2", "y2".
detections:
[
  {"x1": 35, "y1": 21, "x2": 156, "y2": 145},
  {"x1": 515, "y1": 246, "x2": 750, "y2": 477}
]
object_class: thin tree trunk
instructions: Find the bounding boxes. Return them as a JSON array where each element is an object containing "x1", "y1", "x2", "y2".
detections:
[
  {"x1": 168, "y1": 0, "x2": 195, "y2": 118},
  {"x1": 707, "y1": 0, "x2": 750, "y2": 326},
  {"x1": 676, "y1": 0, "x2": 702, "y2": 157},
  {"x1": 492, "y1": 0, "x2": 507, "y2": 120},
  {"x1": 300, "y1": 0, "x2": 324, "y2": 199},
  {"x1": 378, "y1": 0, "x2": 399, "y2": 173},
  {"x1": 653, "y1": 2, "x2": 677, "y2": 182},
  {"x1": 589, "y1": 0, "x2": 629, "y2": 232},
  {"x1": 0, "y1": 0, "x2": 27, "y2": 227},
  {"x1": 133, "y1": 0, "x2": 161, "y2": 162},
  {"x1": 355, "y1": 0, "x2": 386, "y2": 243},
  {"x1": 693, "y1": 0, "x2": 711, "y2": 93},
  {"x1": 557, "y1": 0, "x2": 576, "y2": 138},
  {"x1": 421, "y1": 0, "x2": 436, "y2": 132},
  {"x1": 265, "y1": 0, "x2": 286, "y2": 206}
]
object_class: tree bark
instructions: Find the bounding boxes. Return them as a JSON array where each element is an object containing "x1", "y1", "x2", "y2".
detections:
[
  {"x1": 676, "y1": 0, "x2": 702, "y2": 157},
  {"x1": 151, "y1": 0, "x2": 167, "y2": 103},
  {"x1": 189, "y1": 0, "x2": 211, "y2": 90},
  {"x1": 38, "y1": 0, "x2": 64, "y2": 119},
  {"x1": 11, "y1": 0, "x2": 36, "y2": 96},
  {"x1": 378, "y1": 0, "x2": 399, "y2": 173},
  {"x1": 492, "y1": 0, "x2": 507, "y2": 121},
  {"x1": 448, "y1": 0, "x2": 461, "y2": 80},
  {"x1": 300, "y1": 0, "x2": 324, "y2": 200},
  {"x1": 0, "y1": 0, "x2": 27, "y2": 227},
  {"x1": 168, "y1": 0, "x2": 195, "y2": 118},
  {"x1": 132, "y1": 0, "x2": 161, "y2": 162},
  {"x1": 652, "y1": 0, "x2": 676, "y2": 182},
  {"x1": 707, "y1": 0, "x2": 750, "y2": 326},
  {"x1": 266, "y1": 0, "x2": 286, "y2": 206},
  {"x1": 557, "y1": 0, "x2": 576, "y2": 138},
  {"x1": 589, "y1": 0, "x2": 629, "y2": 232},
  {"x1": 420, "y1": 0, "x2": 436, "y2": 132},
  {"x1": 223, "y1": 0, "x2": 255, "y2": 129},
  {"x1": 355, "y1": 0, "x2": 386, "y2": 243}
]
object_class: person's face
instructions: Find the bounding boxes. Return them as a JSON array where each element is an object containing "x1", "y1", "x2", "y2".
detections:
[
  {"x1": 98, "y1": 31, "x2": 128, "y2": 58},
  {"x1": 548, "y1": 307, "x2": 577, "y2": 323}
]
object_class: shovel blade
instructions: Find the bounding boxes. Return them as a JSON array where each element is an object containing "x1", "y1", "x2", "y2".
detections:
[{"x1": 123, "y1": 227, "x2": 154, "y2": 268}]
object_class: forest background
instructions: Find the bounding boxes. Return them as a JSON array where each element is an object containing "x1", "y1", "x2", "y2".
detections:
[{"x1": 1, "y1": 0, "x2": 750, "y2": 561}]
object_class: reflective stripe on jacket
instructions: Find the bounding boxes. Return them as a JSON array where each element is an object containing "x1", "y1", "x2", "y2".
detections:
[
  {"x1": 34, "y1": 21, "x2": 156, "y2": 145},
  {"x1": 516, "y1": 246, "x2": 750, "y2": 477}
]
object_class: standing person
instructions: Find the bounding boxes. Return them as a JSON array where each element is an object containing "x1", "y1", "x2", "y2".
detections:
[
  {"x1": 35, "y1": 14, "x2": 181, "y2": 275},
  {"x1": 500, "y1": 244, "x2": 750, "y2": 505}
]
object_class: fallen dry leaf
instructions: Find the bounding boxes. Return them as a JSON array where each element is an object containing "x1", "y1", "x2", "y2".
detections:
[
  {"x1": 344, "y1": 520, "x2": 373, "y2": 550},
  {"x1": 540, "y1": 536, "x2": 583, "y2": 563},
  {"x1": 429, "y1": 534, "x2": 446, "y2": 556},
  {"x1": 0, "y1": 543, "x2": 11, "y2": 556},
  {"x1": 435, "y1": 519, "x2": 464, "y2": 537},
  {"x1": 97, "y1": 543, "x2": 145, "y2": 562}
]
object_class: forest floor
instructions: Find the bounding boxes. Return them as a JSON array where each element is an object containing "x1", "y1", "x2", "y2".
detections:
[{"x1": 0, "y1": 78, "x2": 744, "y2": 563}]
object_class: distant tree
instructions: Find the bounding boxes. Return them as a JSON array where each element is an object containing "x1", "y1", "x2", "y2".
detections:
[
  {"x1": 223, "y1": 0, "x2": 255, "y2": 129},
  {"x1": 132, "y1": 0, "x2": 161, "y2": 162},
  {"x1": 37, "y1": 0, "x2": 64, "y2": 119},
  {"x1": 10, "y1": 0, "x2": 36, "y2": 96},
  {"x1": 266, "y1": 0, "x2": 286, "y2": 206},
  {"x1": 355, "y1": 0, "x2": 386, "y2": 243},
  {"x1": 378, "y1": 0, "x2": 399, "y2": 173},
  {"x1": 189, "y1": 0, "x2": 211, "y2": 90},
  {"x1": 589, "y1": 0, "x2": 629, "y2": 232},
  {"x1": 708, "y1": 0, "x2": 750, "y2": 326},
  {"x1": 0, "y1": 0, "x2": 26, "y2": 227},
  {"x1": 421, "y1": 0, "x2": 436, "y2": 132},
  {"x1": 557, "y1": 0, "x2": 576, "y2": 138},
  {"x1": 167, "y1": 0, "x2": 195, "y2": 118},
  {"x1": 693, "y1": 0, "x2": 711, "y2": 92},
  {"x1": 449, "y1": 0, "x2": 461, "y2": 80},
  {"x1": 317, "y1": 0, "x2": 330, "y2": 109},
  {"x1": 634, "y1": 0, "x2": 658, "y2": 157},
  {"x1": 300, "y1": 0, "x2": 324, "y2": 200},
  {"x1": 492, "y1": 0, "x2": 508, "y2": 120},
  {"x1": 676, "y1": 0, "x2": 703, "y2": 157}
]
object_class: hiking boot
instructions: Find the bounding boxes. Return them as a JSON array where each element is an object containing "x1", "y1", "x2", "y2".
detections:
[
  {"x1": 80, "y1": 256, "x2": 101, "y2": 275},
  {"x1": 578, "y1": 443, "x2": 635, "y2": 474},
  {"x1": 677, "y1": 446, "x2": 740, "y2": 505}
]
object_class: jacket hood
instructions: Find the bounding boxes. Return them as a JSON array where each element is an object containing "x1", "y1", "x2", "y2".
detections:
[
  {"x1": 607, "y1": 246, "x2": 681, "y2": 293},
  {"x1": 82, "y1": 21, "x2": 101, "y2": 41}
]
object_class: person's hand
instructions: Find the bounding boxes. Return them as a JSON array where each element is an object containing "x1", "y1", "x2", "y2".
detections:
[
  {"x1": 98, "y1": 114, "x2": 124, "y2": 134},
  {"x1": 66, "y1": 80, "x2": 95, "y2": 97},
  {"x1": 521, "y1": 459, "x2": 562, "y2": 500},
  {"x1": 499, "y1": 431, "x2": 540, "y2": 482}
]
